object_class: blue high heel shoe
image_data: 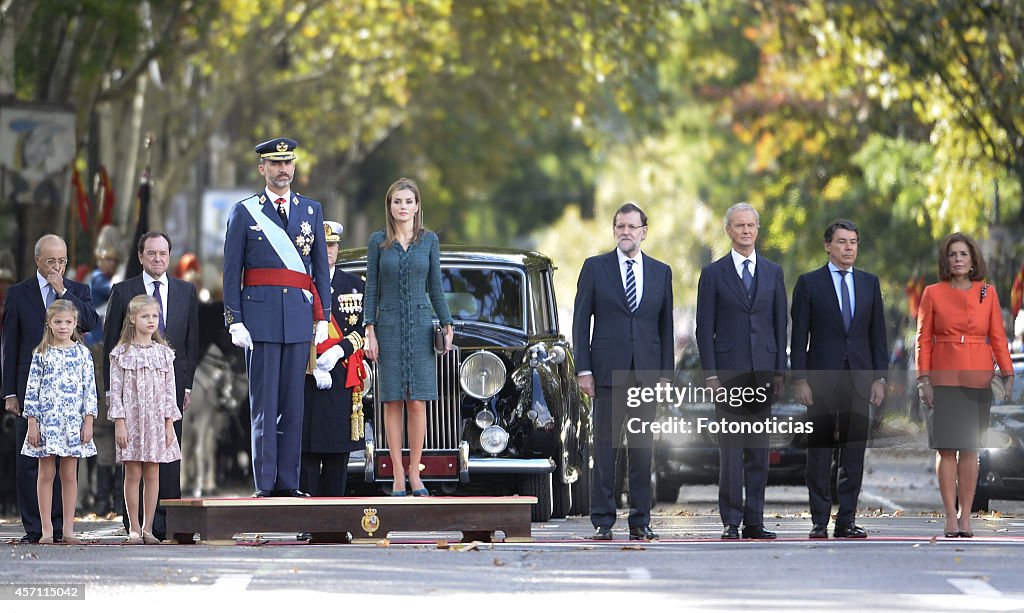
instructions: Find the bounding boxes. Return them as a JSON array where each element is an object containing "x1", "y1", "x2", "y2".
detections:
[
  {"x1": 391, "y1": 477, "x2": 407, "y2": 496},
  {"x1": 412, "y1": 488, "x2": 429, "y2": 497}
]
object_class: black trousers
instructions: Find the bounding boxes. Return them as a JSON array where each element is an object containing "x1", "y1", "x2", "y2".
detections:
[
  {"x1": 15, "y1": 415, "x2": 63, "y2": 538},
  {"x1": 300, "y1": 452, "x2": 350, "y2": 497},
  {"x1": 121, "y1": 420, "x2": 182, "y2": 540},
  {"x1": 716, "y1": 372, "x2": 772, "y2": 529},
  {"x1": 805, "y1": 369, "x2": 869, "y2": 527},
  {"x1": 590, "y1": 378, "x2": 655, "y2": 529}
]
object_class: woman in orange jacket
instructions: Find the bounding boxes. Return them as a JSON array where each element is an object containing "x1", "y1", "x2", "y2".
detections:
[{"x1": 915, "y1": 233, "x2": 1013, "y2": 538}]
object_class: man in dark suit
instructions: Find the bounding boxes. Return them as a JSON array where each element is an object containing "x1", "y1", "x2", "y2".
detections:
[
  {"x1": 696, "y1": 203, "x2": 787, "y2": 540},
  {"x1": 223, "y1": 138, "x2": 331, "y2": 498},
  {"x1": 2, "y1": 234, "x2": 99, "y2": 543},
  {"x1": 103, "y1": 231, "x2": 199, "y2": 541},
  {"x1": 573, "y1": 202, "x2": 674, "y2": 541},
  {"x1": 791, "y1": 219, "x2": 887, "y2": 539}
]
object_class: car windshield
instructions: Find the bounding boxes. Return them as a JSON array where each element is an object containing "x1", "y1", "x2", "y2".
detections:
[{"x1": 441, "y1": 266, "x2": 524, "y2": 330}]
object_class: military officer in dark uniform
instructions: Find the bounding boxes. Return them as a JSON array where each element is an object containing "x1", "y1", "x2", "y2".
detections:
[
  {"x1": 223, "y1": 138, "x2": 332, "y2": 498},
  {"x1": 301, "y1": 221, "x2": 366, "y2": 497}
]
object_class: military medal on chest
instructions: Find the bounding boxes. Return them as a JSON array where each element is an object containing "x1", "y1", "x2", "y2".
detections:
[
  {"x1": 338, "y1": 289, "x2": 364, "y2": 326},
  {"x1": 295, "y1": 220, "x2": 313, "y2": 256}
]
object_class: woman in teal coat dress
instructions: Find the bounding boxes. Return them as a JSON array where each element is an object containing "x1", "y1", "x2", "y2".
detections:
[{"x1": 363, "y1": 178, "x2": 454, "y2": 497}]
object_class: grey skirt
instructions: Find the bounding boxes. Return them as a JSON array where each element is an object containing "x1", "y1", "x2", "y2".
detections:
[{"x1": 928, "y1": 386, "x2": 992, "y2": 450}]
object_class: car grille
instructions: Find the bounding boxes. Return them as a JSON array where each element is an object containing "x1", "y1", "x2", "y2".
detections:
[{"x1": 372, "y1": 347, "x2": 462, "y2": 452}]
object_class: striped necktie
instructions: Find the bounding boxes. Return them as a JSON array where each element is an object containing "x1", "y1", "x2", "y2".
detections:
[{"x1": 625, "y1": 259, "x2": 637, "y2": 312}]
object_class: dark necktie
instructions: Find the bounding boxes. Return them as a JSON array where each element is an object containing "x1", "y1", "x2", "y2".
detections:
[
  {"x1": 838, "y1": 269, "x2": 852, "y2": 332},
  {"x1": 742, "y1": 259, "x2": 753, "y2": 292},
  {"x1": 152, "y1": 280, "x2": 166, "y2": 335},
  {"x1": 625, "y1": 259, "x2": 637, "y2": 312},
  {"x1": 45, "y1": 285, "x2": 56, "y2": 308},
  {"x1": 275, "y1": 197, "x2": 287, "y2": 225}
]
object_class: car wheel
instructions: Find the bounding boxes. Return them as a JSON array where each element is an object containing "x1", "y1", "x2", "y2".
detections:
[
  {"x1": 972, "y1": 492, "x2": 990, "y2": 513},
  {"x1": 655, "y1": 474, "x2": 682, "y2": 503},
  {"x1": 520, "y1": 473, "x2": 553, "y2": 523},
  {"x1": 552, "y1": 463, "x2": 572, "y2": 519},
  {"x1": 613, "y1": 446, "x2": 627, "y2": 509},
  {"x1": 570, "y1": 444, "x2": 592, "y2": 516}
]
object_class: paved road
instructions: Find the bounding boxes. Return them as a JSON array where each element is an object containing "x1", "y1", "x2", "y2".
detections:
[{"x1": 3, "y1": 448, "x2": 1024, "y2": 611}]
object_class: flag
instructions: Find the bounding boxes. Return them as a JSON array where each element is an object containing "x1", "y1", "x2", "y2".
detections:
[
  {"x1": 70, "y1": 167, "x2": 92, "y2": 232},
  {"x1": 123, "y1": 168, "x2": 151, "y2": 280},
  {"x1": 97, "y1": 165, "x2": 116, "y2": 228},
  {"x1": 905, "y1": 275, "x2": 925, "y2": 319},
  {"x1": 1011, "y1": 263, "x2": 1024, "y2": 318}
]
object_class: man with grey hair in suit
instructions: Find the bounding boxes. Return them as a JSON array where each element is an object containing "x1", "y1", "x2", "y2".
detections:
[{"x1": 696, "y1": 203, "x2": 787, "y2": 540}]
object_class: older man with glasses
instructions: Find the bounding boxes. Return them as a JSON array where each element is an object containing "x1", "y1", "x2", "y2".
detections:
[{"x1": 2, "y1": 234, "x2": 99, "y2": 543}]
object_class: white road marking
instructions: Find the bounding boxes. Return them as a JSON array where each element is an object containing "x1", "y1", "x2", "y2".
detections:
[
  {"x1": 211, "y1": 574, "x2": 253, "y2": 591},
  {"x1": 948, "y1": 578, "x2": 1002, "y2": 596},
  {"x1": 859, "y1": 490, "x2": 905, "y2": 512},
  {"x1": 627, "y1": 567, "x2": 651, "y2": 580}
]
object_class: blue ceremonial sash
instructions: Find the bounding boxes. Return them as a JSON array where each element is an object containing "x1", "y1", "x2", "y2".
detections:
[{"x1": 241, "y1": 196, "x2": 313, "y2": 302}]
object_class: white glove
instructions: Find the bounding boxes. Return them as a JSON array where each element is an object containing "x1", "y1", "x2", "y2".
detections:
[
  {"x1": 314, "y1": 320, "x2": 329, "y2": 345},
  {"x1": 229, "y1": 323, "x2": 253, "y2": 350},
  {"x1": 312, "y1": 366, "x2": 332, "y2": 389},
  {"x1": 316, "y1": 345, "x2": 344, "y2": 372}
]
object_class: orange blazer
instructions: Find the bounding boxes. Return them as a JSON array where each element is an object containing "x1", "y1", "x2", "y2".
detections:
[{"x1": 915, "y1": 281, "x2": 1012, "y2": 388}]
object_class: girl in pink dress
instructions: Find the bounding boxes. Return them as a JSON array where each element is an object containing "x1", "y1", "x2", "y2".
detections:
[{"x1": 108, "y1": 295, "x2": 181, "y2": 544}]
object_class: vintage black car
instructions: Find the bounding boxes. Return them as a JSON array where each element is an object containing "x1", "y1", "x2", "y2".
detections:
[
  {"x1": 338, "y1": 246, "x2": 592, "y2": 522},
  {"x1": 650, "y1": 400, "x2": 810, "y2": 503},
  {"x1": 974, "y1": 354, "x2": 1024, "y2": 512}
]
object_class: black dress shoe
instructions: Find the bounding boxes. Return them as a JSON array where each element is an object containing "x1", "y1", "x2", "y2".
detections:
[
  {"x1": 721, "y1": 525, "x2": 740, "y2": 540},
  {"x1": 833, "y1": 523, "x2": 867, "y2": 538},
  {"x1": 587, "y1": 526, "x2": 613, "y2": 540},
  {"x1": 742, "y1": 526, "x2": 777, "y2": 540},
  {"x1": 19, "y1": 533, "x2": 41, "y2": 544},
  {"x1": 809, "y1": 524, "x2": 829, "y2": 539},
  {"x1": 252, "y1": 489, "x2": 273, "y2": 498},
  {"x1": 629, "y1": 526, "x2": 659, "y2": 541},
  {"x1": 284, "y1": 489, "x2": 310, "y2": 497}
]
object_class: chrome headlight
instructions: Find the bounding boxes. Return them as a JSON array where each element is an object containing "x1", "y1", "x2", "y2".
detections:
[
  {"x1": 984, "y1": 430, "x2": 1013, "y2": 450},
  {"x1": 460, "y1": 351, "x2": 506, "y2": 399},
  {"x1": 361, "y1": 359, "x2": 374, "y2": 391},
  {"x1": 475, "y1": 409, "x2": 496, "y2": 429},
  {"x1": 480, "y1": 425, "x2": 509, "y2": 454}
]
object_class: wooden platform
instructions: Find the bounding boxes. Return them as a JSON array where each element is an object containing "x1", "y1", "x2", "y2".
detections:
[{"x1": 162, "y1": 496, "x2": 536, "y2": 545}]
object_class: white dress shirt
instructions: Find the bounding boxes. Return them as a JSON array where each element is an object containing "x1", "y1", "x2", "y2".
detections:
[{"x1": 730, "y1": 249, "x2": 757, "y2": 280}]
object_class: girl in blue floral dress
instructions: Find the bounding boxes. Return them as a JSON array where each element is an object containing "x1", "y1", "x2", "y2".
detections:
[{"x1": 21, "y1": 300, "x2": 98, "y2": 544}]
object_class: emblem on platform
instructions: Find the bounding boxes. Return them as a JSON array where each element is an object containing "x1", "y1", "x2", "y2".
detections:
[
  {"x1": 361, "y1": 508, "x2": 380, "y2": 536},
  {"x1": 295, "y1": 221, "x2": 314, "y2": 256}
]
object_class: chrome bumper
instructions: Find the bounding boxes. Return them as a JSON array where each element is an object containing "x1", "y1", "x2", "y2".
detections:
[{"x1": 345, "y1": 452, "x2": 555, "y2": 480}]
